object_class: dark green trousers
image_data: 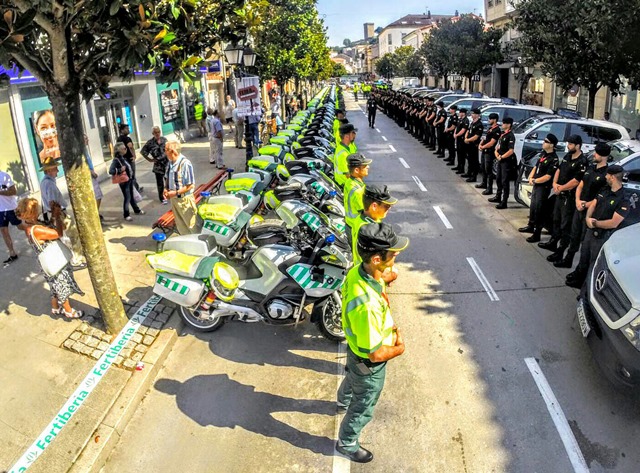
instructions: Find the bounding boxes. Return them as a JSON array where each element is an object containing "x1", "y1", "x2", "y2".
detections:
[{"x1": 337, "y1": 348, "x2": 387, "y2": 452}]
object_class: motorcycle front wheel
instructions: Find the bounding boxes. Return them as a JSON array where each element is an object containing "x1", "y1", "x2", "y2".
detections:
[
  {"x1": 179, "y1": 306, "x2": 225, "y2": 332},
  {"x1": 314, "y1": 293, "x2": 345, "y2": 342}
]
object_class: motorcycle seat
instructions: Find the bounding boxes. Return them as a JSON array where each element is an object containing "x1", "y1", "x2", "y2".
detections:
[
  {"x1": 198, "y1": 202, "x2": 242, "y2": 224},
  {"x1": 147, "y1": 250, "x2": 219, "y2": 279},
  {"x1": 225, "y1": 173, "x2": 265, "y2": 194}
]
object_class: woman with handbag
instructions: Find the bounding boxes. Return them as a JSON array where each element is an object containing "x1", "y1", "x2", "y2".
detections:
[
  {"x1": 15, "y1": 198, "x2": 84, "y2": 318},
  {"x1": 109, "y1": 142, "x2": 145, "y2": 221}
]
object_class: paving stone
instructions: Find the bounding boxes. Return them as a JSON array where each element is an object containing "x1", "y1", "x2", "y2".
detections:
[
  {"x1": 134, "y1": 344, "x2": 148, "y2": 354},
  {"x1": 97, "y1": 341, "x2": 111, "y2": 351},
  {"x1": 131, "y1": 351, "x2": 144, "y2": 362},
  {"x1": 101, "y1": 333, "x2": 112, "y2": 342},
  {"x1": 155, "y1": 312, "x2": 170, "y2": 324},
  {"x1": 80, "y1": 345, "x2": 93, "y2": 356},
  {"x1": 90, "y1": 349, "x2": 103, "y2": 360},
  {"x1": 130, "y1": 333, "x2": 143, "y2": 344},
  {"x1": 86, "y1": 337, "x2": 101, "y2": 349},
  {"x1": 142, "y1": 335, "x2": 155, "y2": 346},
  {"x1": 163, "y1": 306, "x2": 174, "y2": 315},
  {"x1": 69, "y1": 331, "x2": 81, "y2": 341},
  {"x1": 114, "y1": 355, "x2": 124, "y2": 366},
  {"x1": 120, "y1": 348, "x2": 133, "y2": 358},
  {"x1": 146, "y1": 327, "x2": 160, "y2": 337},
  {"x1": 80, "y1": 335, "x2": 93, "y2": 345},
  {"x1": 72, "y1": 341, "x2": 85, "y2": 353},
  {"x1": 78, "y1": 323, "x2": 92, "y2": 334},
  {"x1": 150, "y1": 321, "x2": 163, "y2": 330},
  {"x1": 123, "y1": 359, "x2": 137, "y2": 370},
  {"x1": 137, "y1": 326, "x2": 148, "y2": 335},
  {"x1": 63, "y1": 339, "x2": 76, "y2": 350}
]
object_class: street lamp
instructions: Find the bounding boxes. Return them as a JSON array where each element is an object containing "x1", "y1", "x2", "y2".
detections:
[
  {"x1": 224, "y1": 43, "x2": 258, "y2": 167},
  {"x1": 511, "y1": 57, "x2": 534, "y2": 103}
]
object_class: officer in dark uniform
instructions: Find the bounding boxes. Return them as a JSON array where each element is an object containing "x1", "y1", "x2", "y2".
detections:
[
  {"x1": 426, "y1": 97, "x2": 437, "y2": 150},
  {"x1": 556, "y1": 142, "x2": 611, "y2": 268},
  {"x1": 444, "y1": 105, "x2": 459, "y2": 165},
  {"x1": 566, "y1": 165, "x2": 630, "y2": 288},
  {"x1": 367, "y1": 95, "x2": 377, "y2": 128},
  {"x1": 463, "y1": 108, "x2": 484, "y2": 182},
  {"x1": 518, "y1": 133, "x2": 560, "y2": 242},
  {"x1": 477, "y1": 113, "x2": 501, "y2": 194},
  {"x1": 434, "y1": 103, "x2": 448, "y2": 157},
  {"x1": 489, "y1": 116, "x2": 516, "y2": 209},
  {"x1": 539, "y1": 134, "x2": 588, "y2": 263},
  {"x1": 453, "y1": 108, "x2": 469, "y2": 175}
]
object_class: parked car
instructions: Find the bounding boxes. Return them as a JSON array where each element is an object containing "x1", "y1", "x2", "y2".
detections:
[
  {"x1": 447, "y1": 97, "x2": 502, "y2": 111},
  {"x1": 434, "y1": 94, "x2": 471, "y2": 108},
  {"x1": 578, "y1": 220, "x2": 640, "y2": 392},
  {"x1": 479, "y1": 104, "x2": 554, "y2": 129},
  {"x1": 513, "y1": 115, "x2": 629, "y2": 164}
]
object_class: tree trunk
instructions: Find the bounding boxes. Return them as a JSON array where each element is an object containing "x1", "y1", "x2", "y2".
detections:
[
  {"x1": 48, "y1": 91, "x2": 128, "y2": 334},
  {"x1": 587, "y1": 85, "x2": 599, "y2": 119}
]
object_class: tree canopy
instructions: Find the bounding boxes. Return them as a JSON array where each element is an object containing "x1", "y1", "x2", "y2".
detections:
[
  {"x1": 331, "y1": 62, "x2": 348, "y2": 77},
  {"x1": 515, "y1": 0, "x2": 640, "y2": 117}
]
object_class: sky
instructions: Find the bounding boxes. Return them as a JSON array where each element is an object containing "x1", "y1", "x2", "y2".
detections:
[{"x1": 317, "y1": 0, "x2": 486, "y2": 46}]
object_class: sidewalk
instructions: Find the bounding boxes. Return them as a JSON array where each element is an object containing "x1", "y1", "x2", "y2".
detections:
[{"x1": 0, "y1": 132, "x2": 248, "y2": 472}]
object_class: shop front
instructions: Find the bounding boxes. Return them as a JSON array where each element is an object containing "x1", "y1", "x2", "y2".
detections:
[{"x1": 609, "y1": 85, "x2": 640, "y2": 138}]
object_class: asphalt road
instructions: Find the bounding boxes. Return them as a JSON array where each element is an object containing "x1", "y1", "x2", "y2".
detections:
[{"x1": 102, "y1": 95, "x2": 640, "y2": 473}]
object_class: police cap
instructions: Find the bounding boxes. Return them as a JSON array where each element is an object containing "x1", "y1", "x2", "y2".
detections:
[
  {"x1": 606, "y1": 164, "x2": 624, "y2": 175},
  {"x1": 595, "y1": 142, "x2": 611, "y2": 156},
  {"x1": 567, "y1": 134, "x2": 583, "y2": 145},
  {"x1": 364, "y1": 184, "x2": 398, "y2": 205},
  {"x1": 358, "y1": 222, "x2": 409, "y2": 253},
  {"x1": 545, "y1": 133, "x2": 559, "y2": 146},
  {"x1": 449, "y1": 105, "x2": 458, "y2": 111},
  {"x1": 488, "y1": 113, "x2": 499, "y2": 120},
  {"x1": 347, "y1": 153, "x2": 372, "y2": 168},
  {"x1": 503, "y1": 117, "x2": 514, "y2": 125},
  {"x1": 471, "y1": 108, "x2": 482, "y2": 115},
  {"x1": 459, "y1": 108, "x2": 468, "y2": 114}
]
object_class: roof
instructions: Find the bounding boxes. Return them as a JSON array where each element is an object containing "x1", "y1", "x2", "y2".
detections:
[{"x1": 383, "y1": 14, "x2": 454, "y2": 30}]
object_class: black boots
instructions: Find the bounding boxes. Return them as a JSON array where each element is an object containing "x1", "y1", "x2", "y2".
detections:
[
  {"x1": 554, "y1": 252, "x2": 575, "y2": 268},
  {"x1": 518, "y1": 225, "x2": 534, "y2": 233},
  {"x1": 538, "y1": 238, "x2": 558, "y2": 251}
]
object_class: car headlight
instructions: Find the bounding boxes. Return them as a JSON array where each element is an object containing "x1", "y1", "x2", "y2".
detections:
[{"x1": 622, "y1": 314, "x2": 640, "y2": 351}]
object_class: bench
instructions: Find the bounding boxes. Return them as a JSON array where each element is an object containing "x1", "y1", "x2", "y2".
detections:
[{"x1": 152, "y1": 169, "x2": 232, "y2": 234}]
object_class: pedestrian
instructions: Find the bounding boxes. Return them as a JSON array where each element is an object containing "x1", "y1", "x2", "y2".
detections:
[
  {"x1": 109, "y1": 142, "x2": 145, "y2": 221},
  {"x1": 557, "y1": 142, "x2": 611, "y2": 268},
  {"x1": 224, "y1": 95, "x2": 235, "y2": 134},
  {"x1": 163, "y1": 139, "x2": 197, "y2": 235},
  {"x1": 366, "y1": 95, "x2": 377, "y2": 128},
  {"x1": 540, "y1": 135, "x2": 588, "y2": 262},
  {"x1": 477, "y1": 113, "x2": 501, "y2": 194},
  {"x1": 117, "y1": 124, "x2": 143, "y2": 193},
  {"x1": 40, "y1": 162, "x2": 86, "y2": 267},
  {"x1": 82, "y1": 135, "x2": 104, "y2": 221},
  {"x1": 193, "y1": 100, "x2": 206, "y2": 137},
  {"x1": 336, "y1": 222, "x2": 408, "y2": 463},
  {"x1": 351, "y1": 185, "x2": 397, "y2": 266},
  {"x1": 463, "y1": 108, "x2": 484, "y2": 182},
  {"x1": 444, "y1": 105, "x2": 459, "y2": 166},
  {"x1": 453, "y1": 108, "x2": 469, "y2": 175},
  {"x1": 247, "y1": 110, "x2": 261, "y2": 149},
  {"x1": 343, "y1": 153, "x2": 372, "y2": 245},
  {"x1": 518, "y1": 133, "x2": 560, "y2": 242},
  {"x1": 489, "y1": 117, "x2": 516, "y2": 209},
  {"x1": 334, "y1": 124, "x2": 357, "y2": 188},
  {"x1": 0, "y1": 168, "x2": 22, "y2": 265},
  {"x1": 140, "y1": 126, "x2": 169, "y2": 204},
  {"x1": 206, "y1": 109, "x2": 225, "y2": 169},
  {"x1": 353, "y1": 83, "x2": 359, "y2": 102},
  {"x1": 15, "y1": 197, "x2": 84, "y2": 318},
  {"x1": 434, "y1": 103, "x2": 447, "y2": 157},
  {"x1": 566, "y1": 165, "x2": 630, "y2": 288},
  {"x1": 232, "y1": 107, "x2": 245, "y2": 149}
]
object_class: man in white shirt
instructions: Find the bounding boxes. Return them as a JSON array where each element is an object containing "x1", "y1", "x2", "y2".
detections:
[
  {"x1": 0, "y1": 170, "x2": 22, "y2": 265},
  {"x1": 206, "y1": 109, "x2": 225, "y2": 169},
  {"x1": 232, "y1": 107, "x2": 245, "y2": 149}
]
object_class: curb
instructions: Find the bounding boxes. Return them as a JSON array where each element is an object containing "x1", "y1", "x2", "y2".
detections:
[{"x1": 68, "y1": 311, "x2": 183, "y2": 473}]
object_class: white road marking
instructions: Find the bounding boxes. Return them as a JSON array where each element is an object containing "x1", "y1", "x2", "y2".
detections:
[
  {"x1": 399, "y1": 158, "x2": 410, "y2": 169},
  {"x1": 466, "y1": 257, "x2": 500, "y2": 301},
  {"x1": 389, "y1": 144, "x2": 397, "y2": 152},
  {"x1": 412, "y1": 175, "x2": 427, "y2": 192},
  {"x1": 382, "y1": 136, "x2": 388, "y2": 141},
  {"x1": 10, "y1": 295, "x2": 162, "y2": 472},
  {"x1": 433, "y1": 206, "x2": 453, "y2": 229},
  {"x1": 332, "y1": 342, "x2": 350, "y2": 473},
  {"x1": 525, "y1": 358, "x2": 589, "y2": 473},
  {"x1": 376, "y1": 128, "x2": 381, "y2": 133}
]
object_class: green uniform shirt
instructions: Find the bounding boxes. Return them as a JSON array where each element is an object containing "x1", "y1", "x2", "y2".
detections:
[
  {"x1": 344, "y1": 178, "x2": 365, "y2": 228},
  {"x1": 349, "y1": 142, "x2": 358, "y2": 154},
  {"x1": 351, "y1": 212, "x2": 378, "y2": 266},
  {"x1": 342, "y1": 264, "x2": 395, "y2": 359},
  {"x1": 334, "y1": 143, "x2": 351, "y2": 187}
]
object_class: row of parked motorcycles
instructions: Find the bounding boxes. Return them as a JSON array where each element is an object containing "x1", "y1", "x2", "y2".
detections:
[{"x1": 147, "y1": 86, "x2": 351, "y2": 341}]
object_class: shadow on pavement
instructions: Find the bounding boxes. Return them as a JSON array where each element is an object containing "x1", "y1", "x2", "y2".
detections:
[{"x1": 155, "y1": 374, "x2": 336, "y2": 455}]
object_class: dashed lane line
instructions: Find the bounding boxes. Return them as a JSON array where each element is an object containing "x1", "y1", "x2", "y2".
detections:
[
  {"x1": 433, "y1": 206, "x2": 453, "y2": 229},
  {"x1": 382, "y1": 136, "x2": 388, "y2": 141},
  {"x1": 412, "y1": 175, "x2": 427, "y2": 192},
  {"x1": 399, "y1": 158, "x2": 410, "y2": 169},
  {"x1": 376, "y1": 128, "x2": 381, "y2": 133},
  {"x1": 389, "y1": 144, "x2": 397, "y2": 152},
  {"x1": 525, "y1": 358, "x2": 589, "y2": 473},
  {"x1": 466, "y1": 257, "x2": 500, "y2": 301}
]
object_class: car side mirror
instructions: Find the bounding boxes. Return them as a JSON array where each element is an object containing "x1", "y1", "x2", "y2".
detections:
[{"x1": 527, "y1": 132, "x2": 538, "y2": 140}]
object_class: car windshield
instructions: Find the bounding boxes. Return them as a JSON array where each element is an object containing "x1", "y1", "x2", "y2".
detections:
[
  {"x1": 513, "y1": 116, "x2": 545, "y2": 134},
  {"x1": 610, "y1": 144, "x2": 637, "y2": 163},
  {"x1": 438, "y1": 95, "x2": 466, "y2": 107}
]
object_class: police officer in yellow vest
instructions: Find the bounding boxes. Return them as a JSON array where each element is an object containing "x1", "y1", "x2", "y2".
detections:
[
  {"x1": 351, "y1": 185, "x2": 397, "y2": 266},
  {"x1": 333, "y1": 109, "x2": 346, "y2": 143},
  {"x1": 334, "y1": 123, "x2": 357, "y2": 188},
  {"x1": 336, "y1": 222, "x2": 408, "y2": 463},
  {"x1": 344, "y1": 153, "x2": 372, "y2": 244}
]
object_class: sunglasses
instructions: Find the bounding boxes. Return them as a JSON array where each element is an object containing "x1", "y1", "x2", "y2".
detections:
[{"x1": 543, "y1": 139, "x2": 552, "y2": 144}]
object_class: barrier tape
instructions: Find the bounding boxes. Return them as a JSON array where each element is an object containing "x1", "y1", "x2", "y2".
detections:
[{"x1": 9, "y1": 295, "x2": 162, "y2": 473}]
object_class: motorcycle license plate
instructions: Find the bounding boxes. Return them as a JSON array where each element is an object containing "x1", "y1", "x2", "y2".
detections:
[{"x1": 577, "y1": 300, "x2": 591, "y2": 338}]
